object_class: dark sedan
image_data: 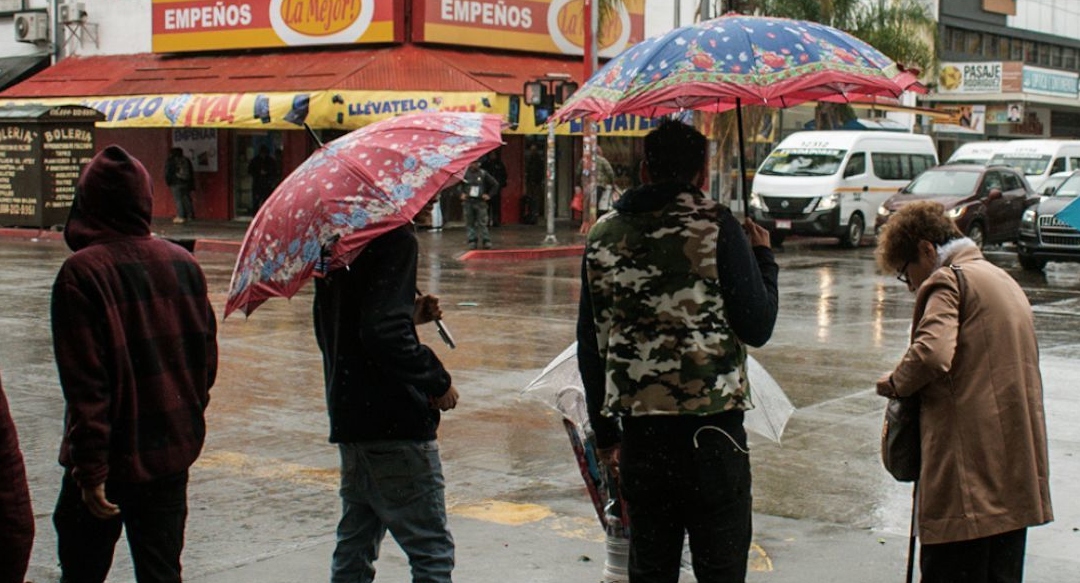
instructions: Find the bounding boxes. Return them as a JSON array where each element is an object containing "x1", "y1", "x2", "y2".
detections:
[
  {"x1": 1017, "y1": 171, "x2": 1080, "y2": 271},
  {"x1": 875, "y1": 165, "x2": 1036, "y2": 248}
]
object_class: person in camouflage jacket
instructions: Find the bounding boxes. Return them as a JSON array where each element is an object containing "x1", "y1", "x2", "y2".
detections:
[{"x1": 577, "y1": 120, "x2": 778, "y2": 583}]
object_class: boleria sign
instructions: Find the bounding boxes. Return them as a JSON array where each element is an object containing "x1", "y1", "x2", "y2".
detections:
[
  {"x1": 413, "y1": 0, "x2": 644, "y2": 57},
  {"x1": 151, "y1": 0, "x2": 398, "y2": 53}
]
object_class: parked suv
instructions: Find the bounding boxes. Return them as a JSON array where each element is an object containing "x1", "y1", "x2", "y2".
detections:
[
  {"x1": 876, "y1": 164, "x2": 1036, "y2": 248},
  {"x1": 1017, "y1": 171, "x2": 1080, "y2": 271}
]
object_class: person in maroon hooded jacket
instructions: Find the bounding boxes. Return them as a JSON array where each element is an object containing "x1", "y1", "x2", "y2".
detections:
[
  {"x1": 0, "y1": 370, "x2": 34, "y2": 583},
  {"x1": 50, "y1": 145, "x2": 218, "y2": 583}
]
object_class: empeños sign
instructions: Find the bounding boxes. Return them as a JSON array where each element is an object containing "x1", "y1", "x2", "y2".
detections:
[{"x1": 151, "y1": 0, "x2": 397, "y2": 53}]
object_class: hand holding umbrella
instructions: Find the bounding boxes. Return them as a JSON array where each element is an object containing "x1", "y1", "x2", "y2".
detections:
[{"x1": 414, "y1": 289, "x2": 455, "y2": 349}]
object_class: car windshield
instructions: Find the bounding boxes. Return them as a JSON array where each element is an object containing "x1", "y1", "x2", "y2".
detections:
[
  {"x1": 988, "y1": 154, "x2": 1051, "y2": 175},
  {"x1": 903, "y1": 169, "x2": 980, "y2": 196},
  {"x1": 1054, "y1": 175, "x2": 1080, "y2": 197},
  {"x1": 759, "y1": 148, "x2": 847, "y2": 176}
]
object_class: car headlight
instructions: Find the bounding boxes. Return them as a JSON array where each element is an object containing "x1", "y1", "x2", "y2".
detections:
[
  {"x1": 944, "y1": 206, "x2": 965, "y2": 219},
  {"x1": 877, "y1": 205, "x2": 891, "y2": 218},
  {"x1": 816, "y1": 193, "x2": 840, "y2": 211},
  {"x1": 749, "y1": 192, "x2": 765, "y2": 210},
  {"x1": 1020, "y1": 208, "x2": 1037, "y2": 234}
]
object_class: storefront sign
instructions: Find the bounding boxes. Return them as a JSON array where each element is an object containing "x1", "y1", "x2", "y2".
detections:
[
  {"x1": 0, "y1": 91, "x2": 497, "y2": 129},
  {"x1": 151, "y1": 0, "x2": 398, "y2": 53},
  {"x1": 412, "y1": 0, "x2": 645, "y2": 57},
  {"x1": 933, "y1": 104, "x2": 985, "y2": 135},
  {"x1": 1021, "y1": 65, "x2": 1079, "y2": 98},
  {"x1": 172, "y1": 128, "x2": 219, "y2": 171},
  {"x1": 986, "y1": 103, "x2": 1024, "y2": 125},
  {"x1": 937, "y1": 62, "x2": 1002, "y2": 94},
  {"x1": 504, "y1": 96, "x2": 659, "y2": 136}
]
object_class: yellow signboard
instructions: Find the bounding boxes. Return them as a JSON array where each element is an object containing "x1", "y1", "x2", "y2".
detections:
[
  {"x1": 151, "y1": 0, "x2": 398, "y2": 53},
  {"x1": 0, "y1": 91, "x2": 498, "y2": 129}
]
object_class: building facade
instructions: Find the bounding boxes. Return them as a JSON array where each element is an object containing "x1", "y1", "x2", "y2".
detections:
[
  {"x1": 0, "y1": 0, "x2": 659, "y2": 225},
  {"x1": 926, "y1": 0, "x2": 1080, "y2": 157}
]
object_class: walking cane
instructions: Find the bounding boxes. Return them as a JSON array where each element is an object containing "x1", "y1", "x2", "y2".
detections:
[{"x1": 905, "y1": 482, "x2": 918, "y2": 583}]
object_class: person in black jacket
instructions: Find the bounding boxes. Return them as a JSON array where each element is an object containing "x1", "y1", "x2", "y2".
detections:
[
  {"x1": 481, "y1": 150, "x2": 508, "y2": 227},
  {"x1": 313, "y1": 224, "x2": 459, "y2": 583}
]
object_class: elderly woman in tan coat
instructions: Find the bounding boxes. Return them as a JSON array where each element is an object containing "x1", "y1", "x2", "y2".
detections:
[{"x1": 875, "y1": 201, "x2": 1052, "y2": 583}]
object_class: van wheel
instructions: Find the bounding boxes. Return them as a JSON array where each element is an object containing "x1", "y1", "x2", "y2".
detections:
[
  {"x1": 966, "y1": 222, "x2": 985, "y2": 249},
  {"x1": 1018, "y1": 254, "x2": 1046, "y2": 272},
  {"x1": 839, "y1": 213, "x2": 865, "y2": 248}
]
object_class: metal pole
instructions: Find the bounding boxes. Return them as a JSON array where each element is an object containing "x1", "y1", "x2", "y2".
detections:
[
  {"x1": 735, "y1": 98, "x2": 749, "y2": 217},
  {"x1": 544, "y1": 118, "x2": 558, "y2": 245},
  {"x1": 581, "y1": 0, "x2": 599, "y2": 233}
]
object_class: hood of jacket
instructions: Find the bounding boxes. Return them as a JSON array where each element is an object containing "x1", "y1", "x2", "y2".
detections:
[
  {"x1": 612, "y1": 181, "x2": 701, "y2": 214},
  {"x1": 64, "y1": 145, "x2": 153, "y2": 252}
]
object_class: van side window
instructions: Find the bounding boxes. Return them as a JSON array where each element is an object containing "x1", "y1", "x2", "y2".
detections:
[
  {"x1": 843, "y1": 153, "x2": 865, "y2": 177},
  {"x1": 872, "y1": 153, "x2": 917, "y2": 180},
  {"x1": 911, "y1": 155, "x2": 932, "y2": 176},
  {"x1": 1070, "y1": 157, "x2": 1080, "y2": 170},
  {"x1": 1050, "y1": 157, "x2": 1066, "y2": 174}
]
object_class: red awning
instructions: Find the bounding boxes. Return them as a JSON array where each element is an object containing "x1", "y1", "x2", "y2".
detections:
[{"x1": 0, "y1": 44, "x2": 586, "y2": 98}]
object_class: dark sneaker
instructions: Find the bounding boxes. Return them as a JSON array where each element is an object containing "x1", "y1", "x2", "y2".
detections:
[
  {"x1": 482, "y1": 242, "x2": 493, "y2": 249},
  {"x1": 468, "y1": 242, "x2": 478, "y2": 250}
]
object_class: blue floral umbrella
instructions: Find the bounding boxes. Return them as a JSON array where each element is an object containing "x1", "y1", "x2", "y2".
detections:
[
  {"x1": 551, "y1": 14, "x2": 924, "y2": 211},
  {"x1": 225, "y1": 112, "x2": 503, "y2": 318}
]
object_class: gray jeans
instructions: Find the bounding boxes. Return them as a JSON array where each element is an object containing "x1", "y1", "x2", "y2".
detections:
[{"x1": 331, "y1": 440, "x2": 454, "y2": 583}]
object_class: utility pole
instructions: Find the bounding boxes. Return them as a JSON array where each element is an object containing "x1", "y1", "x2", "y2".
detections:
[{"x1": 580, "y1": 0, "x2": 599, "y2": 233}]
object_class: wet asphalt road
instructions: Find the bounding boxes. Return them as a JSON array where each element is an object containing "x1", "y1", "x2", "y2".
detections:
[{"x1": 2, "y1": 224, "x2": 1079, "y2": 582}]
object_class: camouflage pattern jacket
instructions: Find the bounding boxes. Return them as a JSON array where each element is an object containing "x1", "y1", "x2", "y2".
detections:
[{"x1": 577, "y1": 182, "x2": 778, "y2": 448}]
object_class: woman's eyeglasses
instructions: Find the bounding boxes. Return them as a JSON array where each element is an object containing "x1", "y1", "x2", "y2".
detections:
[{"x1": 896, "y1": 261, "x2": 911, "y2": 285}]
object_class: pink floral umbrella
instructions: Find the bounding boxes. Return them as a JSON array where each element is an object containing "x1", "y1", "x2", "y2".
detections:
[{"x1": 225, "y1": 112, "x2": 504, "y2": 318}]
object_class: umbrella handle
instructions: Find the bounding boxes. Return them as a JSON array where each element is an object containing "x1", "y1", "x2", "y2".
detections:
[{"x1": 416, "y1": 288, "x2": 456, "y2": 349}]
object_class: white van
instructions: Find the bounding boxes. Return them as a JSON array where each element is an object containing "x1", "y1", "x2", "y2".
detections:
[
  {"x1": 749, "y1": 131, "x2": 938, "y2": 247},
  {"x1": 946, "y1": 141, "x2": 1005, "y2": 165},
  {"x1": 986, "y1": 139, "x2": 1080, "y2": 193}
]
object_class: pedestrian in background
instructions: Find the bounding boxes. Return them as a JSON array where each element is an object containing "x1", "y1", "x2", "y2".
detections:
[
  {"x1": 578, "y1": 145, "x2": 617, "y2": 216},
  {"x1": 481, "y1": 150, "x2": 507, "y2": 227},
  {"x1": 457, "y1": 160, "x2": 499, "y2": 250},
  {"x1": 0, "y1": 369, "x2": 34, "y2": 583},
  {"x1": 875, "y1": 201, "x2": 1052, "y2": 583},
  {"x1": 164, "y1": 147, "x2": 195, "y2": 224},
  {"x1": 577, "y1": 119, "x2": 778, "y2": 583},
  {"x1": 248, "y1": 145, "x2": 278, "y2": 214},
  {"x1": 51, "y1": 146, "x2": 218, "y2": 583},
  {"x1": 313, "y1": 224, "x2": 460, "y2": 583}
]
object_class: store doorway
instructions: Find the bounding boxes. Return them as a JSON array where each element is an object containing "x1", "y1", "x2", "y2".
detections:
[{"x1": 234, "y1": 131, "x2": 283, "y2": 218}]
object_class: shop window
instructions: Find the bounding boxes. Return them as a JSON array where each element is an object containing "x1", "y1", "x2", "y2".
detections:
[
  {"x1": 1064, "y1": 47, "x2": 1078, "y2": 71},
  {"x1": 965, "y1": 31, "x2": 983, "y2": 56},
  {"x1": 1024, "y1": 40, "x2": 1036, "y2": 63},
  {"x1": 946, "y1": 27, "x2": 964, "y2": 53},
  {"x1": 1011, "y1": 38, "x2": 1025, "y2": 61},
  {"x1": 994, "y1": 36, "x2": 1010, "y2": 59},
  {"x1": 1038, "y1": 44, "x2": 1051, "y2": 66},
  {"x1": 1051, "y1": 46, "x2": 1063, "y2": 69}
]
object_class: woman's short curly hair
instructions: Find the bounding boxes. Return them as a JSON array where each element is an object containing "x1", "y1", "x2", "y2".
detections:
[{"x1": 875, "y1": 200, "x2": 963, "y2": 272}]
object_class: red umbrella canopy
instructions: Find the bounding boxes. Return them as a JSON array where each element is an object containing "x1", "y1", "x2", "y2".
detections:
[
  {"x1": 225, "y1": 112, "x2": 504, "y2": 318},
  {"x1": 553, "y1": 13, "x2": 924, "y2": 122}
]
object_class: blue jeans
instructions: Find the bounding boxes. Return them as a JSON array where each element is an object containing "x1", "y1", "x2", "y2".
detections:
[{"x1": 331, "y1": 441, "x2": 454, "y2": 583}]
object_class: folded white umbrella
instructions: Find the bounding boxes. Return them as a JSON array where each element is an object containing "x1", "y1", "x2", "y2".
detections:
[{"x1": 522, "y1": 342, "x2": 795, "y2": 444}]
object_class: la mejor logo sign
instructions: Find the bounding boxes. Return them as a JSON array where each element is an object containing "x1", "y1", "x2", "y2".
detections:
[
  {"x1": 547, "y1": 0, "x2": 630, "y2": 57},
  {"x1": 270, "y1": 0, "x2": 374, "y2": 44}
]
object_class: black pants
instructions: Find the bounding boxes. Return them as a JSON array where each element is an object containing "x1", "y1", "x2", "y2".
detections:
[
  {"x1": 620, "y1": 412, "x2": 752, "y2": 583},
  {"x1": 921, "y1": 528, "x2": 1027, "y2": 583},
  {"x1": 54, "y1": 470, "x2": 189, "y2": 583}
]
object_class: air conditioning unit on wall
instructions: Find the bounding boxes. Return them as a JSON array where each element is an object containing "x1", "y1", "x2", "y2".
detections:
[
  {"x1": 14, "y1": 12, "x2": 49, "y2": 43},
  {"x1": 58, "y1": 1, "x2": 87, "y2": 24}
]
